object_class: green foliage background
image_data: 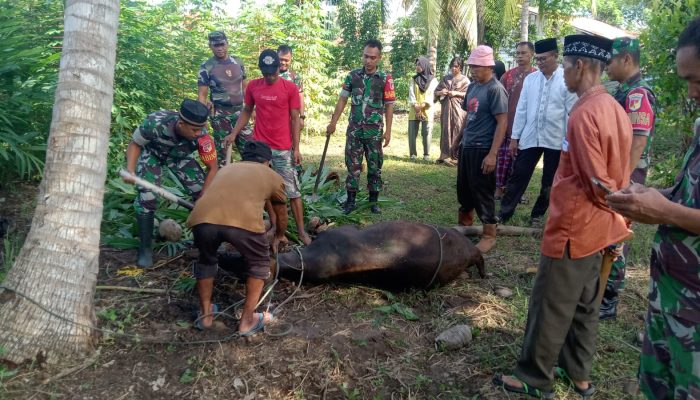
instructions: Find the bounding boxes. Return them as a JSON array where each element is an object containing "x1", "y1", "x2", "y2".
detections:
[
  {"x1": 641, "y1": 0, "x2": 699, "y2": 187},
  {"x1": 0, "y1": 0, "x2": 697, "y2": 248}
]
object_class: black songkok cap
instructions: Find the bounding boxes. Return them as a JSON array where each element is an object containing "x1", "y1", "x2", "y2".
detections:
[
  {"x1": 179, "y1": 99, "x2": 208, "y2": 127},
  {"x1": 534, "y1": 38, "x2": 558, "y2": 54},
  {"x1": 563, "y1": 34, "x2": 613, "y2": 62},
  {"x1": 242, "y1": 141, "x2": 273, "y2": 163}
]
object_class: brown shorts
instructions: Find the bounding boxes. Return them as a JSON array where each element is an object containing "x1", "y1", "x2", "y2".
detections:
[{"x1": 192, "y1": 223, "x2": 270, "y2": 280}]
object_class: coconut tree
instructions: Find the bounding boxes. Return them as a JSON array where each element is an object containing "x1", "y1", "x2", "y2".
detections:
[
  {"x1": 0, "y1": 0, "x2": 119, "y2": 364},
  {"x1": 402, "y1": 0, "x2": 519, "y2": 69},
  {"x1": 521, "y1": 0, "x2": 530, "y2": 41}
]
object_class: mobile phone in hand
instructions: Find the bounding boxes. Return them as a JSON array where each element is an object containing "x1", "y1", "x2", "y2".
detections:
[{"x1": 591, "y1": 177, "x2": 613, "y2": 195}]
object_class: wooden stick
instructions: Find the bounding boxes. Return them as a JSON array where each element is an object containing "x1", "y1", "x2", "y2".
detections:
[
  {"x1": 95, "y1": 286, "x2": 178, "y2": 294},
  {"x1": 42, "y1": 349, "x2": 101, "y2": 384},
  {"x1": 119, "y1": 169, "x2": 193, "y2": 210},
  {"x1": 225, "y1": 142, "x2": 233, "y2": 166},
  {"x1": 451, "y1": 225, "x2": 542, "y2": 236}
]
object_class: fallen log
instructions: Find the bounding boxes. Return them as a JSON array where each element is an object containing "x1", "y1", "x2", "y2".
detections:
[{"x1": 452, "y1": 225, "x2": 542, "y2": 237}]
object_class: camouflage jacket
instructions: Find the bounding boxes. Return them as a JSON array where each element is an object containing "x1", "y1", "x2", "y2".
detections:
[
  {"x1": 649, "y1": 118, "x2": 700, "y2": 322},
  {"x1": 340, "y1": 68, "x2": 396, "y2": 133},
  {"x1": 132, "y1": 110, "x2": 216, "y2": 164},
  {"x1": 280, "y1": 69, "x2": 303, "y2": 92},
  {"x1": 612, "y1": 72, "x2": 656, "y2": 170},
  {"x1": 198, "y1": 55, "x2": 246, "y2": 108}
]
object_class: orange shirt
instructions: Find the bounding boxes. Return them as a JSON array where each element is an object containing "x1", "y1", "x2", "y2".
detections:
[
  {"x1": 541, "y1": 85, "x2": 632, "y2": 259},
  {"x1": 186, "y1": 162, "x2": 287, "y2": 233}
]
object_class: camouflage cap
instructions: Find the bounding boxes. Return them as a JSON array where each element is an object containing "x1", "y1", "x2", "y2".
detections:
[
  {"x1": 208, "y1": 30, "x2": 227, "y2": 45},
  {"x1": 611, "y1": 37, "x2": 640, "y2": 57}
]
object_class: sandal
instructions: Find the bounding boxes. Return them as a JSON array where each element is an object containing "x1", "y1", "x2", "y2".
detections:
[
  {"x1": 492, "y1": 373, "x2": 555, "y2": 399},
  {"x1": 554, "y1": 367, "x2": 596, "y2": 398},
  {"x1": 239, "y1": 312, "x2": 273, "y2": 337}
]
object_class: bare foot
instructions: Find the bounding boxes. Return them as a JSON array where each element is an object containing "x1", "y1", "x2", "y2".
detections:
[
  {"x1": 500, "y1": 375, "x2": 523, "y2": 389},
  {"x1": 198, "y1": 303, "x2": 217, "y2": 329},
  {"x1": 298, "y1": 232, "x2": 312, "y2": 246},
  {"x1": 573, "y1": 379, "x2": 592, "y2": 391}
]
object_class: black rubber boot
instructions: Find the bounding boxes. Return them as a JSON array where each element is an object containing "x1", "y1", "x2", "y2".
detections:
[
  {"x1": 136, "y1": 212, "x2": 154, "y2": 268},
  {"x1": 369, "y1": 191, "x2": 381, "y2": 214},
  {"x1": 599, "y1": 289, "x2": 619, "y2": 321},
  {"x1": 343, "y1": 191, "x2": 357, "y2": 215}
]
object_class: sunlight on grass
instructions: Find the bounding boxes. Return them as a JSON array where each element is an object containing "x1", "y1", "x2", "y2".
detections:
[{"x1": 298, "y1": 116, "x2": 648, "y2": 399}]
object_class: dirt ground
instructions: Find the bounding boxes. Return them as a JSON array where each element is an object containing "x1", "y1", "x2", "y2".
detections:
[
  {"x1": 1, "y1": 240, "x2": 647, "y2": 400},
  {"x1": 0, "y1": 179, "x2": 645, "y2": 400}
]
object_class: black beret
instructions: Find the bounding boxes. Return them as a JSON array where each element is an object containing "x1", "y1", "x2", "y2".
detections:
[
  {"x1": 534, "y1": 38, "x2": 558, "y2": 54},
  {"x1": 242, "y1": 141, "x2": 273, "y2": 162},
  {"x1": 178, "y1": 100, "x2": 208, "y2": 127},
  {"x1": 563, "y1": 34, "x2": 613, "y2": 62}
]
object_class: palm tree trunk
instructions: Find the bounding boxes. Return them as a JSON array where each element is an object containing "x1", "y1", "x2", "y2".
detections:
[
  {"x1": 427, "y1": 36, "x2": 437, "y2": 72},
  {"x1": 520, "y1": 0, "x2": 529, "y2": 41},
  {"x1": 0, "y1": 0, "x2": 119, "y2": 364},
  {"x1": 476, "y1": 0, "x2": 485, "y2": 44}
]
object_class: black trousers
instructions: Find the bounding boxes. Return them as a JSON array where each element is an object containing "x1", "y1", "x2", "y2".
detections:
[
  {"x1": 192, "y1": 223, "x2": 270, "y2": 280},
  {"x1": 499, "y1": 147, "x2": 561, "y2": 222},
  {"x1": 456, "y1": 147, "x2": 497, "y2": 224}
]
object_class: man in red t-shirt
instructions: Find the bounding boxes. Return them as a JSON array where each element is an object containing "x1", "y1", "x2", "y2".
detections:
[{"x1": 225, "y1": 49, "x2": 311, "y2": 245}]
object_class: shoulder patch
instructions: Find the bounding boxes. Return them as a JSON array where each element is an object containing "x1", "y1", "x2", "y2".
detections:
[{"x1": 628, "y1": 92, "x2": 643, "y2": 111}]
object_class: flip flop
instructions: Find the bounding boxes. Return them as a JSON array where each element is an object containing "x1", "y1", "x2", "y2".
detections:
[
  {"x1": 554, "y1": 367, "x2": 596, "y2": 398},
  {"x1": 492, "y1": 373, "x2": 555, "y2": 399},
  {"x1": 239, "y1": 312, "x2": 273, "y2": 337},
  {"x1": 194, "y1": 303, "x2": 219, "y2": 331}
]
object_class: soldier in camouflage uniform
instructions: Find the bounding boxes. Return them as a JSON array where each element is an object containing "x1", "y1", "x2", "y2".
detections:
[
  {"x1": 278, "y1": 45, "x2": 306, "y2": 129},
  {"x1": 123, "y1": 100, "x2": 219, "y2": 267},
  {"x1": 600, "y1": 37, "x2": 658, "y2": 320},
  {"x1": 327, "y1": 39, "x2": 395, "y2": 214},
  {"x1": 606, "y1": 18, "x2": 700, "y2": 399},
  {"x1": 197, "y1": 31, "x2": 252, "y2": 165}
]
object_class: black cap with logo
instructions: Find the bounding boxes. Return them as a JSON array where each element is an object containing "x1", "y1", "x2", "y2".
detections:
[{"x1": 258, "y1": 49, "x2": 280, "y2": 74}]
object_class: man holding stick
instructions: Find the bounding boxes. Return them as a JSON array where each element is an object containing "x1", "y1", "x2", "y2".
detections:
[{"x1": 123, "y1": 99, "x2": 219, "y2": 268}]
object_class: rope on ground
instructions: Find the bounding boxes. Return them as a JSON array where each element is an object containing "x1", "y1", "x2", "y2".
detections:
[
  {"x1": 0, "y1": 258, "x2": 301, "y2": 346},
  {"x1": 426, "y1": 224, "x2": 446, "y2": 289}
]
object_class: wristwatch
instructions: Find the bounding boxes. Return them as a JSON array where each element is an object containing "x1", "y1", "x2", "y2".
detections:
[{"x1": 300, "y1": 115, "x2": 306, "y2": 120}]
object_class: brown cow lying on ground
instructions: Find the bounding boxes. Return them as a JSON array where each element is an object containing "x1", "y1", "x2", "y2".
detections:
[{"x1": 218, "y1": 221, "x2": 485, "y2": 291}]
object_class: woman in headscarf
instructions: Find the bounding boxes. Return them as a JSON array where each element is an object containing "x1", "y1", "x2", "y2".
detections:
[
  {"x1": 434, "y1": 56, "x2": 470, "y2": 165},
  {"x1": 408, "y1": 56, "x2": 438, "y2": 161}
]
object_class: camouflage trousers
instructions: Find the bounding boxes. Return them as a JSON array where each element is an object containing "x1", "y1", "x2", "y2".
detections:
[
  {"x1": 211, "y1": 106, "x2": 253, "y2": 166},
  {"x1": 271, "y1": 149, "x2": 301, "y2": 199},
  {"x1": 345, "y1": 128, "x2": 383, "y2": 192},
  {"x1": 640, "y1": 301, "x2": 700, "y2": 399},
  {"x1": 604, "y1": 168, "x2": 647, "y2": 300},
  {"x1": 134, "y1": 150, "x2": 204, "y2": 214}
]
